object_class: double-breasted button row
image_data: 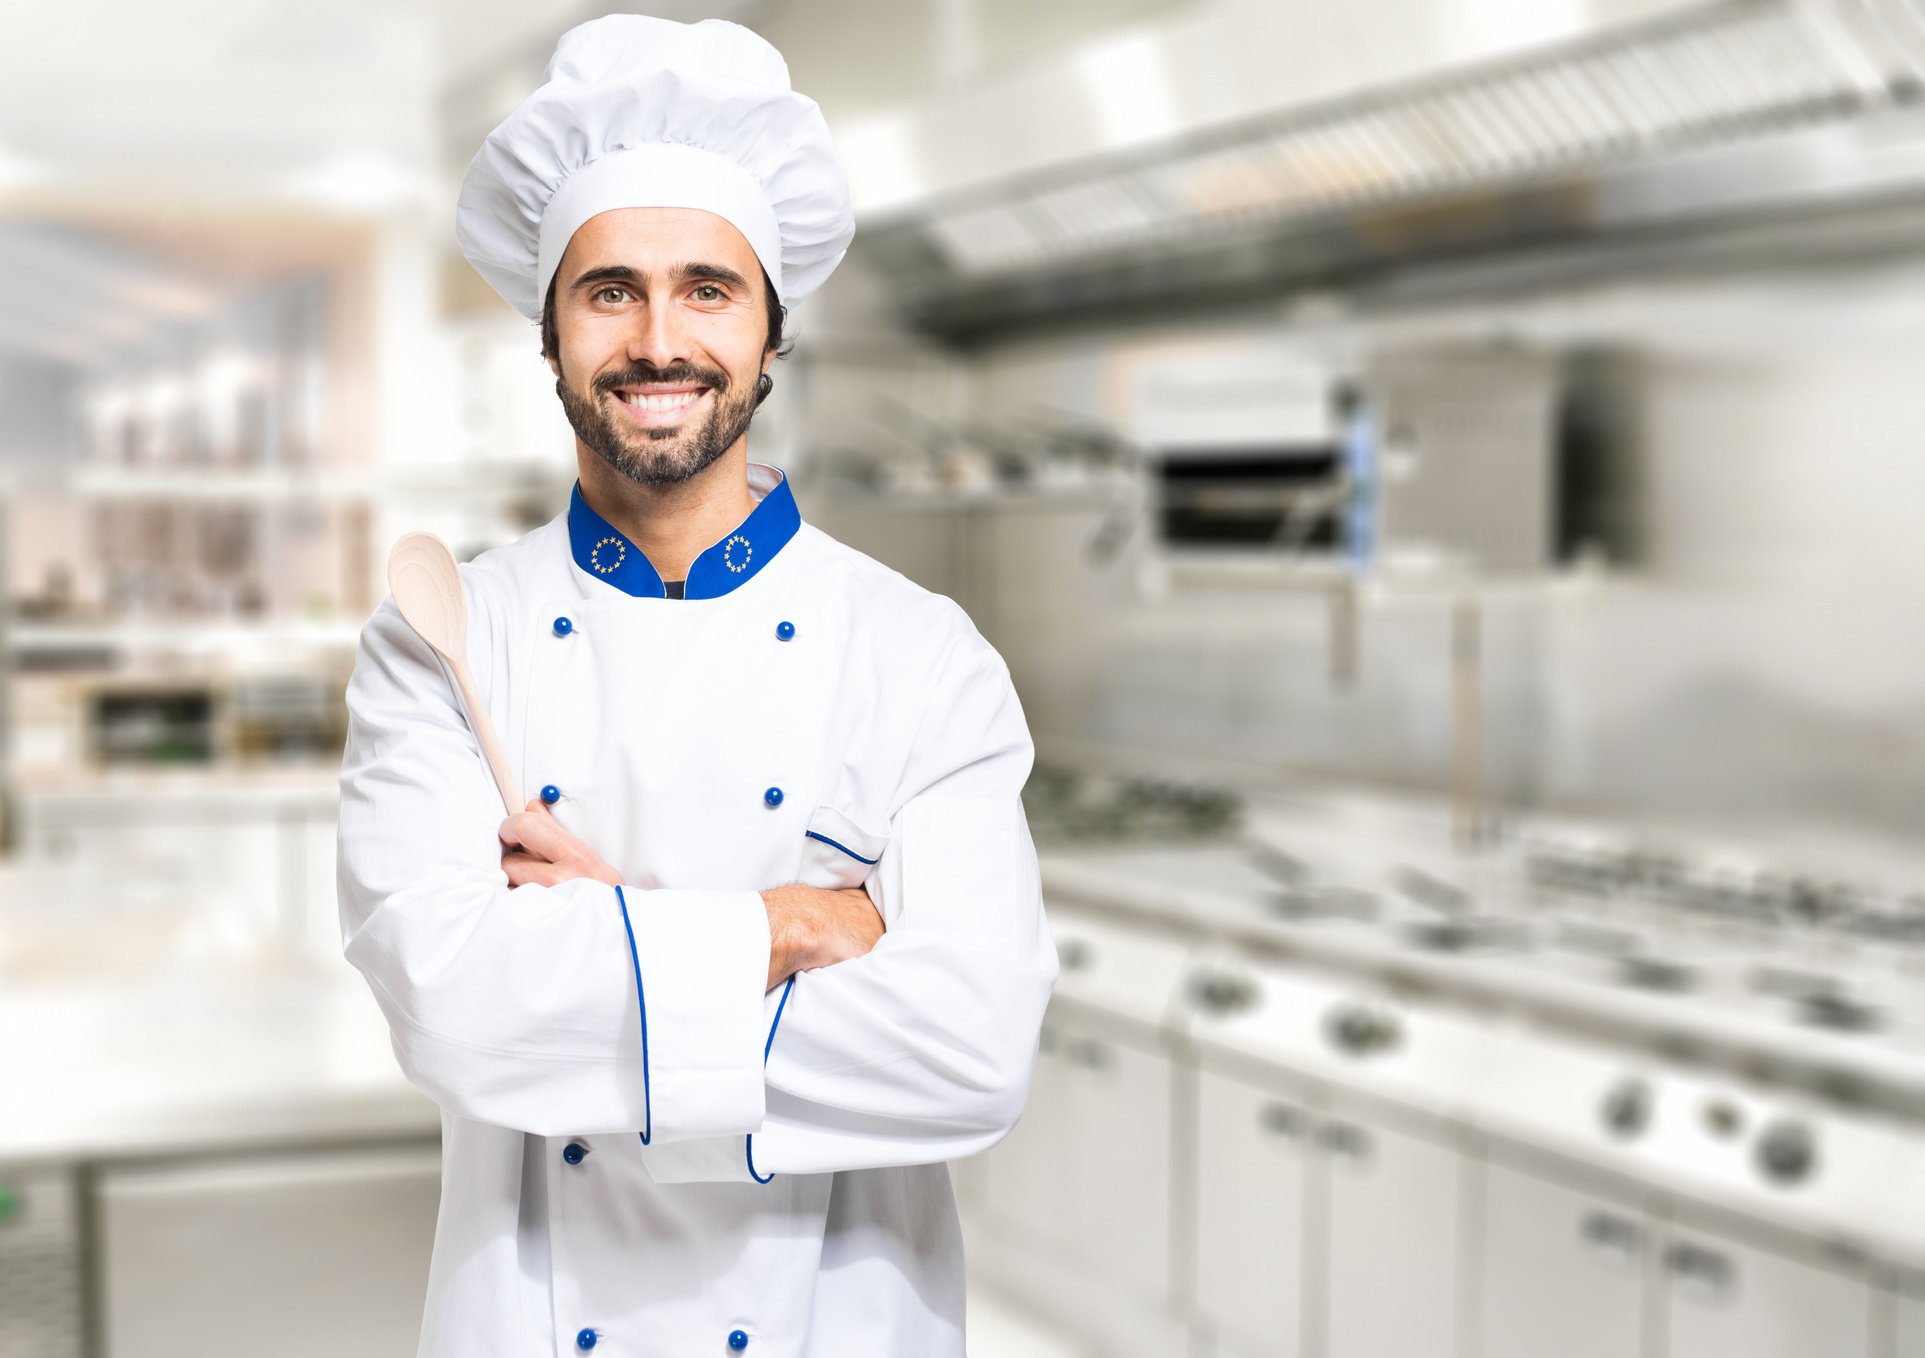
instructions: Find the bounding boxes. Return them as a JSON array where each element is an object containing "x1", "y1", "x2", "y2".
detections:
[
  {"x1": 550, "y1": 616, "x2": 796, "y2": 640},
  {"x1": 544, "y1": 614, "x2": 797, "y2": 815},
  {"x1": 541, "y1": 782, "x2": 787, "y2": 810},
  {"x1": 563, "y1": 1148, "x2": 752, "y2": 1349},
  {"x1": 574, "y1": 1326, "x2": 748, "y2": 1350}
]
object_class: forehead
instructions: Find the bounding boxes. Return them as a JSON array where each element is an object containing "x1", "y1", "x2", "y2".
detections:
[{"x1": 557, "y1": 206, "x2": 762, "y2": 281}]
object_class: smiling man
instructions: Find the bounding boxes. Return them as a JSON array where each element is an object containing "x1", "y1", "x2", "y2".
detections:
[
  {"x1": 547, "y1": 209, "x2": 776, "y2": 500},
  {"x1": 336, "y1": 13, "x2": 1058, "y2": 1358}
]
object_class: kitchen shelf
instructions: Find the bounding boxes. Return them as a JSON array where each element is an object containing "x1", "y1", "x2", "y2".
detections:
[
  {"x1": 7, "y1": 619, "x2": 363, "y2": 652},
  {"x1": 6, "y1": 467, "x2": 380, "y2": 502}
]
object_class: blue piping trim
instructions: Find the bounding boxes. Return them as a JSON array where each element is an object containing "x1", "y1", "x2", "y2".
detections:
[
  {"x1": 568, "y1": 467, "x2": 801, "y2": 600},
  {"x1": 614, "y1": 885, "x2": 652, "y2": 1146},
  {"x1": 804, "y1": 830, "x2": 879, "y2": 865},
  {"x1": 764, "y1": 974, "x2": 796, "y2": 1061},
  {"x1": 746, "y1": 974, "x2": 796, "y2": 1184}
]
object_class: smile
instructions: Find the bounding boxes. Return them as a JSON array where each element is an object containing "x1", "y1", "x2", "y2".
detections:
[{"x1": 609, "y1": 385, "x2": 710, "y2": 425}]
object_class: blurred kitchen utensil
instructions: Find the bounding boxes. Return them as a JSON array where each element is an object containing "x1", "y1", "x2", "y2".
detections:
[{"x1": 387, "y1": 532, "x2": 519, "y2": 816}]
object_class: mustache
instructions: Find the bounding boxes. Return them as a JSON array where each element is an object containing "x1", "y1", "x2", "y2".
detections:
[{"x1": 595, "y1": 361, "x2": 729, "y2": 393}]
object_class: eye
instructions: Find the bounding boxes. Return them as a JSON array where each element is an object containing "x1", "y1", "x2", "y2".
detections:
[
  {"x1": 692, "y1": 283, "x2": 724, "y2": 302},
  {"x1": 593, "y1": 285, "x2": 631, "y2": 304}
]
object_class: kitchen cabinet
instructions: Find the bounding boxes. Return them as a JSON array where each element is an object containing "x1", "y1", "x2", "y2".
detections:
[
  {"x1": 1057, "y1": 1010, "x2": 1174, "y2": 1298},
  {"x1": 16, "y1": 785, "x2": 342, "y2": 950},
  {"x1": 0, "y1": 1167, "x2": 83, "y2": 1358},
  {"x1": 98, "y1": 1142, "x2": 440, "y2": 1358},
  {"x1": 1476, "y1": 1154, "x2": 1645, "y2": 1358},
  {"x1": 23, "y1": 810, "x2": 279, "y2": 929},
  {"x1": 1660, "y1": 1211, "x2": 1874, "y2": 1358},
  {"x1": 1895, "y1": 1276, "x2": 1925, "y2": 1357},
  {"x1": 1193, "y1": 1066, "x2": 1310, "y2": 1358},
  {"x1": 298, "y1": 813, "x2": 341, "y2": 952},
  {"x1": 1322, "y1": 1105, "x2": 1465, "y2": 1358},
  {"x1": 981, "y1": 1004, "x2": 1174, "y2": 1299},
  {"x1": 981, "y1": 1018, "x2": 1076, "y2": 1248}
]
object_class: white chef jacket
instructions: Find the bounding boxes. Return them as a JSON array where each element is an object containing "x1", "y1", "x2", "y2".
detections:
[{"x1": 337, "y1": 461, "x2": 1059, "y2": 1358}]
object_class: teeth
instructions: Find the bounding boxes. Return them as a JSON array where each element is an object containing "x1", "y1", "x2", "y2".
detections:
[{"x1": 615, "y1": 389, "x2": 703, "y2": 412}]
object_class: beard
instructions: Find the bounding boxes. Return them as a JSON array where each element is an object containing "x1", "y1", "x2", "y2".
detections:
[{"x1": 556, "y1": 358, "x2": 760, "y2": 487}]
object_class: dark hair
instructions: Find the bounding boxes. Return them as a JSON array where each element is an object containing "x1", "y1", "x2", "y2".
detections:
[{"x1": 540, "y1": 270, "x2": 790, "y2": 366}]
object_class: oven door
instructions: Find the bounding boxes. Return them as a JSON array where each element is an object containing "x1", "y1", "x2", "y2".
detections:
[{"x1": 96, "y1": 1141, "x2": 441, "y2": 1358}]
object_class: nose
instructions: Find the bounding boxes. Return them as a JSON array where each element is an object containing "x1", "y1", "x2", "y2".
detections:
[{"x1": 622, "y1": 290, "x2": 692, "y2": 373}]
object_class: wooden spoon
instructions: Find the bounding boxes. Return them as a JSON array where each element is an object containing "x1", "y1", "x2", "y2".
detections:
[{"x1": 387, "y1": 532, "x2": 520, "y2": 816}]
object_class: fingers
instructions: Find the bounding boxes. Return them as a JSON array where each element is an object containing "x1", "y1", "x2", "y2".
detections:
[
  {"x1": 498, "y1": 809, "x2": 574, "y2": 859},
  {"x1": 502, "y1": 851, "x2": 569, "y2": 888}
]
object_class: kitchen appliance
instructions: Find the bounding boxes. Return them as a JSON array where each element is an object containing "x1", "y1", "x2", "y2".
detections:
[{"x1": 0, "y1": 1168, "x2": 83, "y2": 1358}]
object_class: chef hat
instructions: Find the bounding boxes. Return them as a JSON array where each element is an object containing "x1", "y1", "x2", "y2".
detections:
[{"x1": 455, "y1": 14, "x2": 854, "y2": 321}]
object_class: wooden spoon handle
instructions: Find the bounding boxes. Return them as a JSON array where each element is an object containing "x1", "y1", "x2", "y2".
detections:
[{"x1": 447, "y1": 651, "x2": 521, "y2": 816}]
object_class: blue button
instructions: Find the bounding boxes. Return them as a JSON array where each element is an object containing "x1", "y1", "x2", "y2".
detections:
[
  {"x1": 762, "y1": 786, "x2": 783, "y2": 808},
  {"x1": 540, "y1": 785, "x2": 561, "y2": 805},
  {"x1": 775, "y1": 620, "x2": 795, "y2": 641},
  {"x1": 576, "y1": 1329, "x2": 598, "y2": 1351},
  {"x1": 553, "y1": 616, "x2": 574, "y2": 637},
  {"x1": 728, "y1": 1331, "x2": 750, "y2": 1352},
  {"x1": 562, "y1": 1142, "x2": 586, "y2": 1165}
]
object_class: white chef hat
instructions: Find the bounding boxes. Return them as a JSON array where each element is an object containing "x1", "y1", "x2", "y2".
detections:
[{"x1": 455, "y1": 14, "x2": 854, "y2": 321}]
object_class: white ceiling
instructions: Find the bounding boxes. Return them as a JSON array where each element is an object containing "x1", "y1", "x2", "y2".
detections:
[
  {"x1": 1, "y1": 0, "x2": 1189, "y2": 197},
  {"x1": 0, "y1": 0, "x2": 1194, "y2": 364},
  {"x1": 0, "y1": 0, "x2": 1691, "y2": 366}
]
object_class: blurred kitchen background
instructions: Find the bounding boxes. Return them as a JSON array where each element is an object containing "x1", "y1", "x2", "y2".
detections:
[{"x1": 5, "y1": 0, "x2": 1925, "y2": 1354}]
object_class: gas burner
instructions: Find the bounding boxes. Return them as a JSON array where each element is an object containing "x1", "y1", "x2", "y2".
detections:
[
  {"x1": 1268, "y1": 885, "x2": 1381, "y2": 924},
  {"x1": 1794, "y1": 991, "x2": 1883, "y2": 1034},
  {"x1": 1243, "y1": 841, "x2": 1312, "y2": 888},
  {"x1": 1394, "y1": 865, "x2": 1473, "y2": 915},
  {"x1": 1021, "y1": 763, "x2": 1243, "y2": 845},
  {"x1": 1551, "y1": 921, "x2": 1640, "y2": 959},
  {"x1": 1402, "y1": 915, "x2": 1531, "y2": 954},
  {"x1": 1616, "y1": 954, "x2": 1698, "y2": 993},
  {"x1": 1838, "y1": 894, "x2": 1925, "y2": 948},
  {"x1": 1754, "y1": 1117, "x2": 1819, "y2": 1186},
  {"x1": 1323, "y1": 1000, "x2": 1404, "y2": 1057}
]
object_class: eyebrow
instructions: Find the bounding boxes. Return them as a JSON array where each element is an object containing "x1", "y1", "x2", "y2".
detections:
[{"x1": 568, "y1": 262, "x2": 753, "y2": 294}]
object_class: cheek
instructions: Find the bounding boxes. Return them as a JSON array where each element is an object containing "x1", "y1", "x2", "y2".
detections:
[{"x1": 706, "y1": 338, "x2": 769, "y2": 387}]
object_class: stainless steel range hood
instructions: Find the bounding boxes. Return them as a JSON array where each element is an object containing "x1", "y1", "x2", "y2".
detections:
[{"x1": 858, "y1": 0, "x2": 1925, "y2": 342}]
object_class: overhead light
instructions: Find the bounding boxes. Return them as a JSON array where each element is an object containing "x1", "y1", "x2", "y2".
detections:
[
  {"x1": 1467, "y1": 0, "x2": 1587, "y2": 54},
  {"x1": 0, "y1": 147, "x2": 49, "y2": 194},
  {"x1": 839, "y1": 114, "x2": 925, "y2": 217},
  {"x1": 197, "y1": 347, "x2": 259, "y2": 454},
  {"x1": 1076, "y1": 29, "x2": 1178, "y2": 150},
  {"x1": 280, "y1": 151, "x2": 433, "y2": 215}
]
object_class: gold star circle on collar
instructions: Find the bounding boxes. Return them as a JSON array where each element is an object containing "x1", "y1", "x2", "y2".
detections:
[
  {"x1": 722, "y1": 534, "x2": 753, "y2": 573},
  {"x1": 590, "y1": 535, "x2": 627, "y2": 574}
]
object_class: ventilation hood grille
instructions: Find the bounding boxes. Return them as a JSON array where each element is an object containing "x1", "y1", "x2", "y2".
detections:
[{"x1": 873, "y1": 0, "x2": 1925, "y2": 339}]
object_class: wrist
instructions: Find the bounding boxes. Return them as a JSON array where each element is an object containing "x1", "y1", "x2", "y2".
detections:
[{"x1": 761, "y1": 886, "x2": 815, "y2": 982}]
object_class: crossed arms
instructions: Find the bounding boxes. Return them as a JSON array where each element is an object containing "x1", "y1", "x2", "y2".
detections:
[
  {"x1": 497, "y1": 800, "x2": 884, "y2": 992},
  {"x1": 336, "y1": 587, "x2": 1059, "y2": 1182}
]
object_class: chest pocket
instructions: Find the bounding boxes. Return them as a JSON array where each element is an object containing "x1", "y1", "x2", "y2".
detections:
[{"x1": 795, "y1": 804, "x2": 890, "y2": 890}]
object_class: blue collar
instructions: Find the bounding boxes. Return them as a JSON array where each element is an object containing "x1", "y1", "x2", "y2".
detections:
[{"x1": 568, "y1": 462, "x2": 802, "y2": 600}]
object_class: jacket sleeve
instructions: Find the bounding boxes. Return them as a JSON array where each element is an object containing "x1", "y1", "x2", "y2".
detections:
[
  {"x1": 337, "y1": 588, "x2": 770, "y2": 1142},
  {"x1": 642, "y1": 612, "x2": 1060, "y2": 1184}
]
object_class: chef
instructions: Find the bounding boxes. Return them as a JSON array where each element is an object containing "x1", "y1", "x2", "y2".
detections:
[{"x1": 336, "y1": 14, "x2": 1058, "y2": 1358}]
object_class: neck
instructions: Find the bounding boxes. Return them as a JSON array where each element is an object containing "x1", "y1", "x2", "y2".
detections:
[{"x1": 574, "y1": 442, "x2": 757, "y2": 582}]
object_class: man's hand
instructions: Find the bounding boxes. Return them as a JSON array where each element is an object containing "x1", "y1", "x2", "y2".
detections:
[
  {"x1": 500, "y1": 798, "x2": 623, "y2": 888},
  {"x1": 761, "y1": 883, "x2": 884, "y2": 990}
]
